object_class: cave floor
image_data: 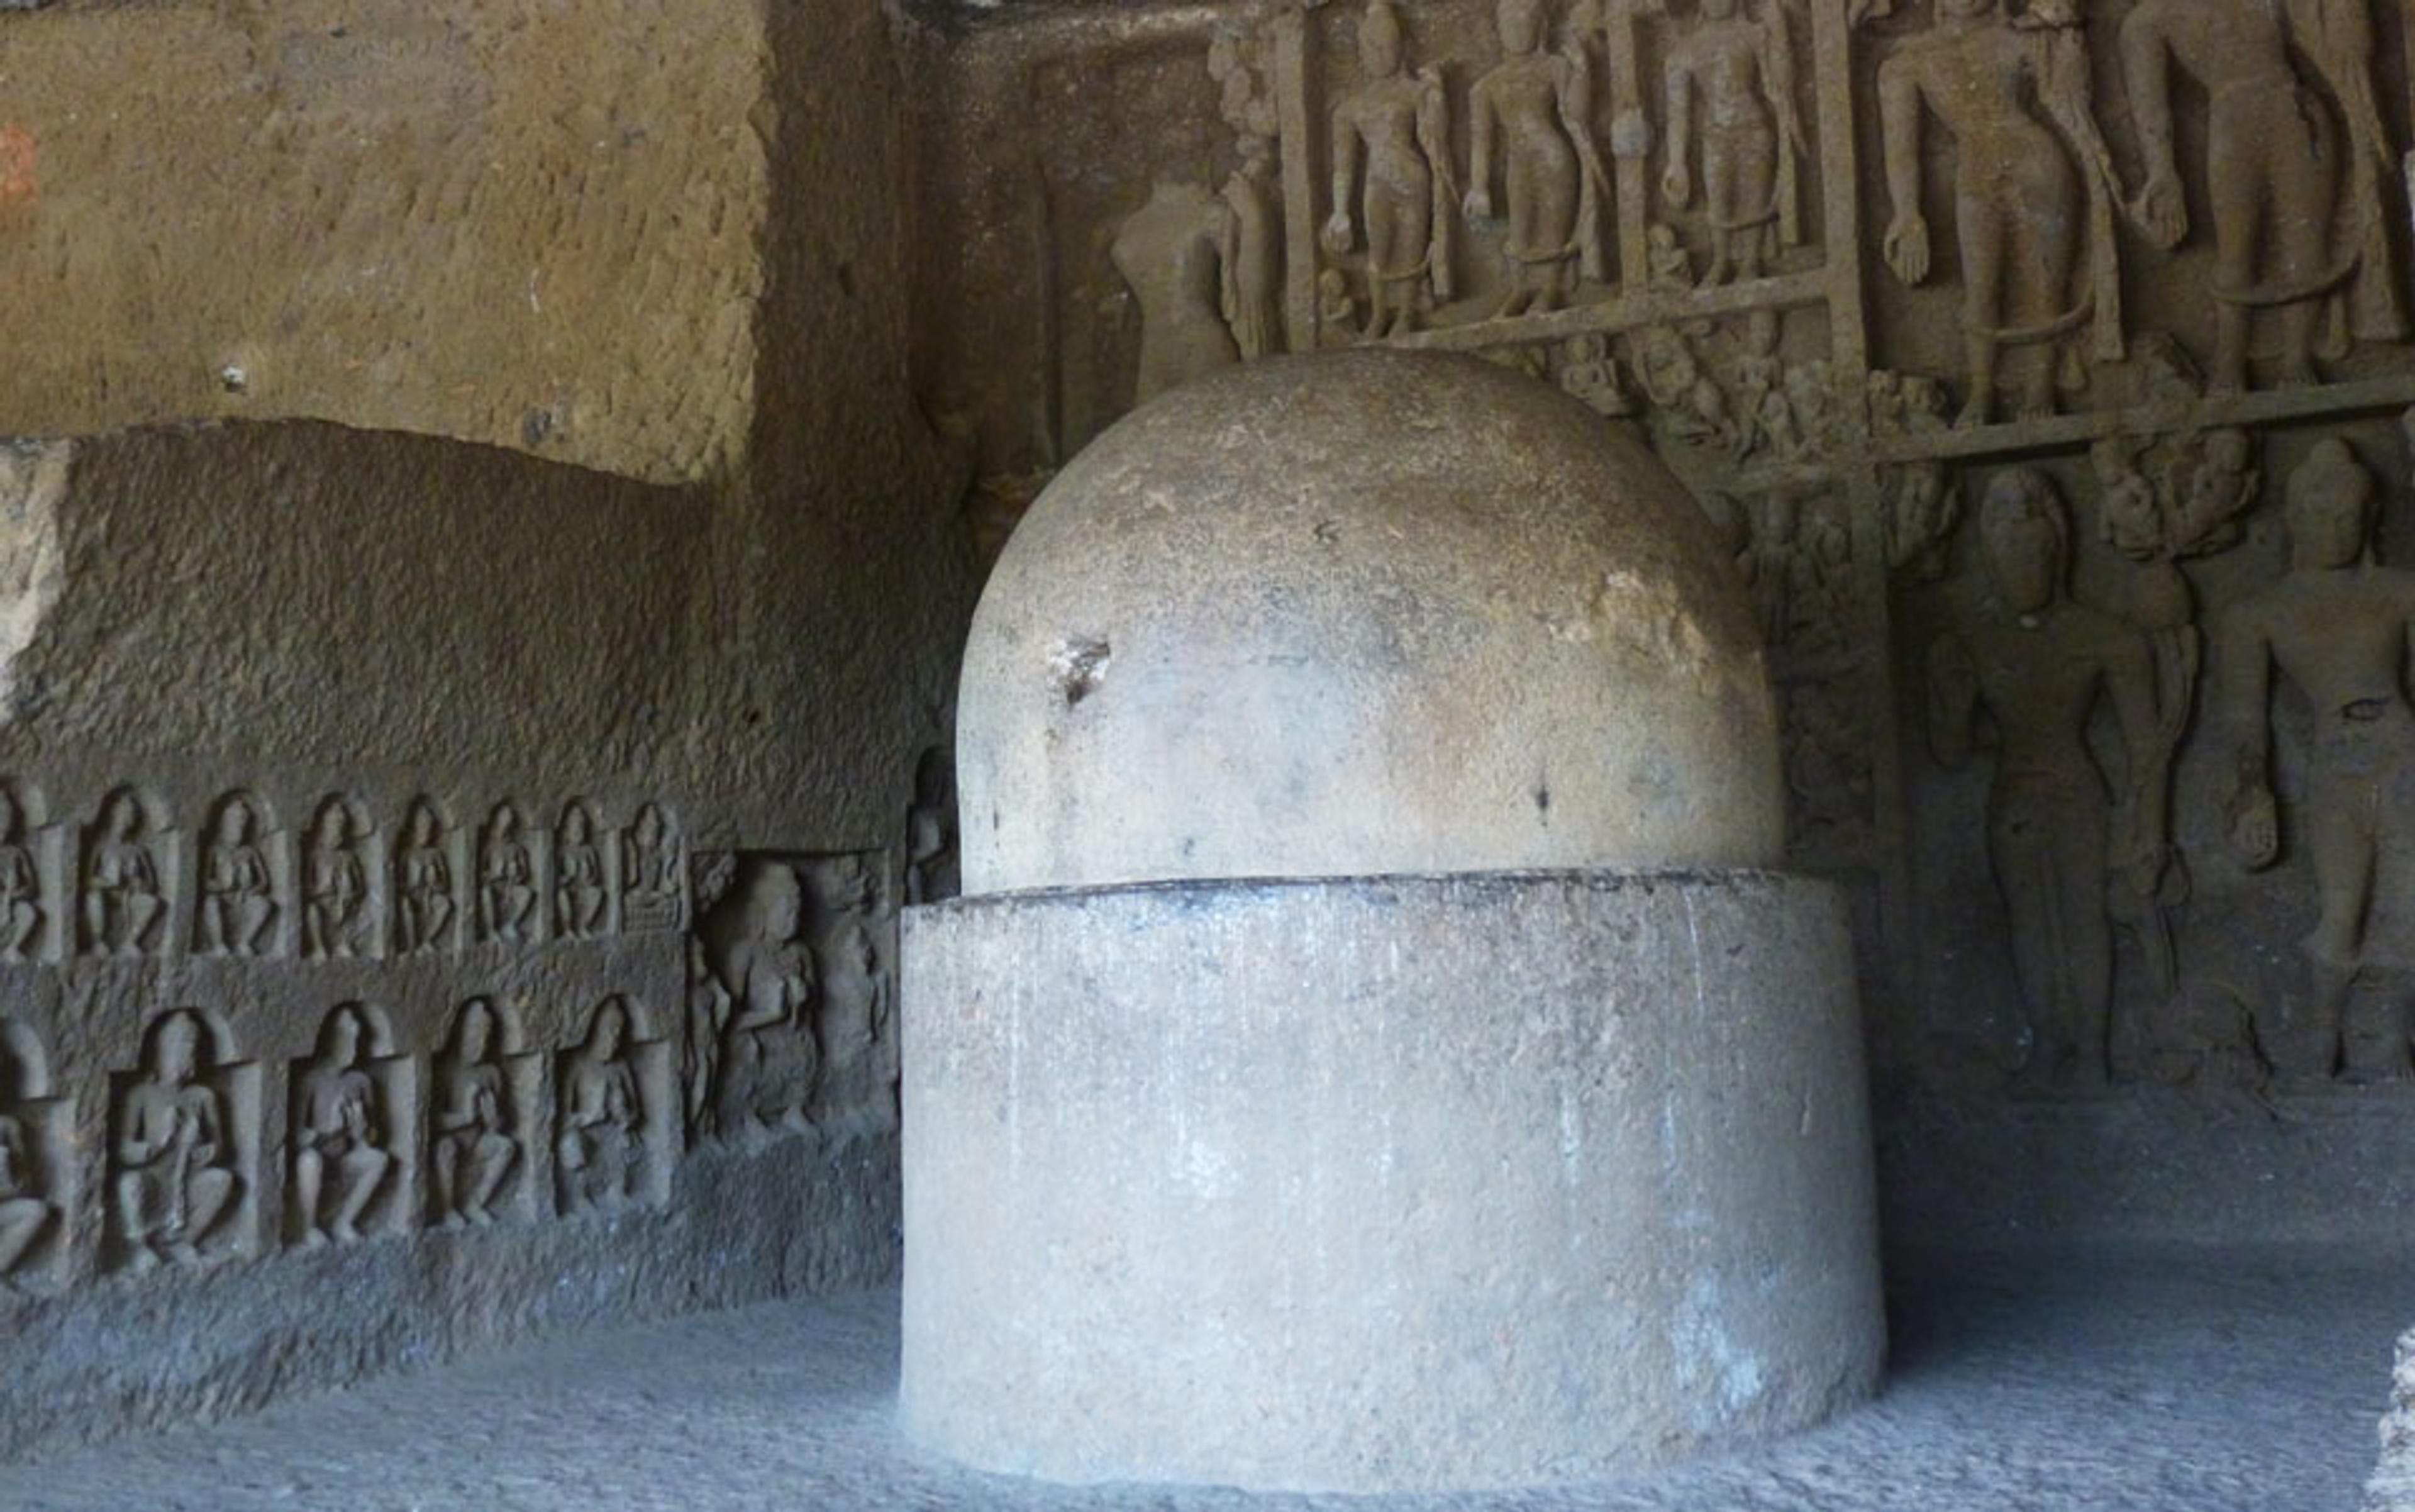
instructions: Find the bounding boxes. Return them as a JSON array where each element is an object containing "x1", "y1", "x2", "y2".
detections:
[{"x1": 0, "y1": 1245, "x2": 2401, "y2": 1511}]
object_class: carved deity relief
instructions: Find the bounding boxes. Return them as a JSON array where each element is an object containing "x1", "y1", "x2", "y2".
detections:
[
  {"x1": 1113, "y1": 181, "x2": 1247, "y2": 404},
  {"x1": 697, "y1": 863, "x2": 820, "y2": 1142},
  {"x1": 1324, "y1": 0, "x2": 1458, "y2": 339},
  {"x1": 431, "y1": 999, "x2": 519, "y2": 1230},
  {"x1": 289, "y1": 1004, "x2": 394, "y2": 1247},
  {"x1": 1872, "y1": 0, "x2": 2121, "y2": 424},
  {"x1": 196, "y1": 792, "x2": 277, "y2": 959},
  {"x1": 303, "y1": 796, "x2": 371, "y2": 960},
  {"x1": 82, "y1": 787, "x2": 165, "y2": 958},
  {"x1": 1630, "y1": 323, "x2": 1735, "y2": 447},
  {"x1": 0, "y1": 1028, "x2": 53, "y2": 1287},
  {"x1": 1884, "y1": 462, "x2": 1959, "y2": 579},
  {"x1": 621, "y1": 803, "x2": 684, "y2": 931},
  {"x1": 2118, "y1": 0, "x2": 2405, "y2": 391},
  {"x1": 113, "y1": 1010, "x2": 245, "y2": 1272},
  {"x1": 394, "y1": 799, "x2": 457, "y2": 955},
  {"x1": 1926, "y1": 469, "x2": 2169, "y2": 1087},
  {"x1": 1557, "y1": 332, "x2": 1635, "y2": 416},
  {"x1": 477, "y1": 802, "x2": 540, "y2": 946},
  {"x1": 557, "y1": 998, "x2": 650, "y2": 1216},
  {"x1": 554, "y1": 800, "x2": 608, "y2": 940},
  {"x1": 1464, "y1": 0, "x2": 1615, "y2": 316},
  {"x1": 1658, "y1": 0, "x2": 1806, "y2": 284},
  {"x1": 1209, "y1": 25, "x2": 1285, "y2": 362},
  {"x1": 0, "y1": 782, "x2": 42, "y2": 964},
  {"x1": 2217, "y1": 437, "x2": 2415, "y2": 1081}
]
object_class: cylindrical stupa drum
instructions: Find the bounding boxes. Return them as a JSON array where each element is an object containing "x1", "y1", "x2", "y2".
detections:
[{"x1": 901, "y1": 350, "x2": 1883, "y2": 1493}]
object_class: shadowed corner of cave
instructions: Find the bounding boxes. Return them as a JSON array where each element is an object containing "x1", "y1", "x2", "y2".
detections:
[{"x1": 0, "y1": 0, "x2": 2412, "y2": 1507}]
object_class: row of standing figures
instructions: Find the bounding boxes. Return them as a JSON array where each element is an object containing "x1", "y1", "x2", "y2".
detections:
[{"x1": 1932, "y1": 420, "x2": 2415, "y2": 1089}]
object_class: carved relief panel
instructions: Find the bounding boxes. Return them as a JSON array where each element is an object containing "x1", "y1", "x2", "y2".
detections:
[
  {"x1": 429, "y1": 998, "x2": 538, "y2": 1230},
  {"x1": 286, "y1": 1004, "x2": 415, "y2": 1247},
  {"x1": 0, "y1": 1019, "x2": 67, "y2": 1291},
  {"x1": 108, "y1": 1009, "x2": 262, "y2": 1273},
  {"x1": 554, "y1": 996, "x2": 674, "y2": 1217}
]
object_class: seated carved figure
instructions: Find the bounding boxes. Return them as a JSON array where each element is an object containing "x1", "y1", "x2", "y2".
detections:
[
  {"x1": 621, "y1": 803, "x2": 682, "y2": 930},
  {"x1": 0, "y1": 789, "x2": 40, "y2": 962},
  {"x1": 303, "y1": 800, "x2": 367, "y2": 960},
  {"x1": 559, "y1": 1001, "x2": 645, "y2": 1212},
  {"x1": 84, "y1": 790, "x2": 164, "y2": 957},
  {"x1": 553, "y1": 803, "x2": 607, "y2": 940},
  {"x1": 0, "y1": 1042, "x2": 50, "y2": 1282},
  {"x1": 198, "y1": 798, "x2": 276, "y2": 957},
  {"x1": 292, "y1": 1006, "x2": 391, "y2": 1245},
  {"x1": 115, "y1": 1012, "x2": 240, "y2": 1271},
  {"x1": 396, "y1": 802, "x2": 455, "y2": 954},
  {"x1": 431, "y1": 1001, "x2": 517, "y2": 1228},
  {"x1": 713, "y1": 865, "x2": 820, "y2": 1138},
  {"x1": 479, "y1": 804, "x2": 538, "y2": 944}
]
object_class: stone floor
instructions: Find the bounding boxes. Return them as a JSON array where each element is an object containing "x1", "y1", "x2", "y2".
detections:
[{"x1": 0, "y1": 1245, "x2": 2401, "y2": 1511}]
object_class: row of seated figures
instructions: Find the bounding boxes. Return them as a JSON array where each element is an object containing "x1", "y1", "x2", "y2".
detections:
[
  {"x1": 0, "y1": 996, "x2": 672, "y2": 1290},
  {"x1": 0, "y1": 788, "x2": 684, "y2": 964}
]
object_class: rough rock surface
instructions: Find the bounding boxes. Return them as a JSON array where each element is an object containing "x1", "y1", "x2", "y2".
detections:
[
  {"x1": 0, "y1": 1247, "x2": 2394, "y2": 1511},
  {"x1": 955, "y1": 350, "x2": 1782, "y2": 893},
  {"x1": 0, "y1": 0, "x2": 767, "y2": 484}
]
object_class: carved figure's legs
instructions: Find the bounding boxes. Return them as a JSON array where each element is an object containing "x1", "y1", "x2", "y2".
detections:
[
  {"x1": 180, "y1": 1166, "x2": 235, "y2": 1258},
  {"x1": 1953, "y1": 187, "x2": 2004, "y2": 426},
  {"x1": 238, "y1": 896, "x2": 274, "y2": 955},
  {"x1": 467, "y1": 1132, "x2": 515, "y2": 1222},
  {"x1": 116, "y1": 1167, "x2": 160, "y2": 1270},
  {"x1": 125, "y1": 892, "x2": 161, "y2": 955},
  {"x1": 1992, "y1": 792, "x2": 2112, "y2": 1086},
  {"x1": 0, "y1": 1195, "x2": 48, "y2": 1278},
  {"x1": 333, "y1": 1145, "x2": 388, "y2": 1240},
  {"x1": 295, "y1": 1147, "x2": 328, "y2": 1243},
  {"x1": 1366, "y1": 189, "x2": 1429, "y2": 339},
  {"x1": 1, "y1": 900, "x2": 34, "y2": 959},
  {"x1": 432, "y1": 1132, "x2": 465, "y2": 1226}
]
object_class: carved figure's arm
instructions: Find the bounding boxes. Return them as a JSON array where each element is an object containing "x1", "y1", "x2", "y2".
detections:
[
  {"x1": 1464, "y1": 81, "x2": 1497, "y2": 219},
  {"x1": 1324, "y1": 100, "x2": 1360, "y2": 254},
  {"x1": 2117, "y1": 9, "x2": 2185, "y2": 247},
  {"x1": 1662, "y1": 50, "x2": 1695, "y2": 204},
  {"x1": 2215, "y1": 603, "x2": 2280, "y2": 867},
  {"x1": 1924, "y1": 631, "x2": 1980, "y2": 769},
  {"x1": 1875, "y1": 56, "x2": 1929, "y2": 282}
]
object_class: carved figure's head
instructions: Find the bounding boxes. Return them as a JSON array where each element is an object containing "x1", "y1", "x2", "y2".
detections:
[
  {"x1": 633, "y1": 803, "x2": 665, "y2": 849},
  {"x1": 154, "y1": 1011, "x2": 201, "y2": 1085},
  {"x1": 1360, "y1": 1, "x2": 1406, "y2": 75},
  {"x1": 408, "y1": 804, "x2": 439, "y2": 847},
  {"x1": 1498, "y1": 0, "x2": 1548, "y2": 55},
  {"x1": 320, "y1": 1004, "x2": 367, "y2": 1069},
  {"x1": 591, "y1": 999, "x2": 628, "y2": 1060},
  {"x1": 749, "y1": 864, "x2": 803, "y2": 942},
  {"x1": 562, "y1": 803, "x2": 591, "y2": 845},
  {"x1": 455, "y1": 999, "x2": 494, "y2": 1064},
  {"x1": 313, "y1": 800, "x2": 352, "y2": 848},
  {"x1": 102, "y1": 791, "x2": 141, "y2": 841},
  {"x1": 1979, "y1": 466, "x2": 2068, "y2": 615},
  {"x1": 2285, "y1": 437, "x2": 2377, "y2": 571},
  {"x1": 492, "y1": 804, "x2": 521, "y2": 843},
  {"x1": 2201, "y1": 428, "x2": 2251, "y2": 477},
  {"x1": 215, "y1": 799, "x2": 253, "y2": 847}
]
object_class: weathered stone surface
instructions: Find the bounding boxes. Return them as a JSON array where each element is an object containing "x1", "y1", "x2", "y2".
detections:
[
  {"x1": 957, "y1": 349, "x2": 1782, "y2": 894},
  {"x1": 902, "y1": 870, "x2": 1883, "y2": 1491},
  {"x1": 0, "y1": 0, "x2": 767, "y2": 484}
]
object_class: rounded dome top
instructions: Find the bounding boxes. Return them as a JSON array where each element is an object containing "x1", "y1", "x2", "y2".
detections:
[{"x1": 956, "y1": 348, "x2": 1781, "y2": 894}]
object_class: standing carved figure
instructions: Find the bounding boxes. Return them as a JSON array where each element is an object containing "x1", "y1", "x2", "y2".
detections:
[
  {"x1": 395, "y1": 801, "x2": 455, "y2": 954},
  {"x1": 1324, "y1": 0, "x2": 1457, "y2": 338},
  {"x1": 1661, "y1": 0, "x2": 1806, "y2": 284},
  {"x1": 431, "y1": 1000, "x2": 517, "y2": 1228},
  {"x1": 114, "y1": 1011, "x2": 239, "y2": 1271},
  {"x1": 197, "y1": 796, "x2": 275, "y2": 957},
  {"x1": 558, "y1": 1000, "x2": 645, "y2": 1213},
  {"x1": 1927, "y1": 469, "x2": 2163, "y2": 1087},
  {"x1": 1877, "y1": 0, "x2": 2121, "y2": 424},
  {"x1": 479, "y1": 803, "x2": 538, "y2": 945},
  {"x1": 0, "y1": 789, "x2": 39, "y2": 962},
  {"x1": 711, "y1": 865, "x2": 820, "y2": 1137},
  {"x1": 83, "y1": 790, "x2": 163, "y2": 957},
  {"x1": 1464, "y1": 0, "x2": 1613, "y2": 318},
  {"x1": 553, "y1": 801, "x2": 607, "y2": 940},
  {"x1": 2120, "y1": 0, "x2": 2403, "y2": 391},
  {"x1": 1113, "y1": 181, "x2": 1245, "y2": 404},
  {"x1": 682, "y1": 937, "x2": 732, "y2": 1137},
  {"x1": 0, "y1": 1039, "x2": 50, "y2": 1282},
  {"x1": 2218, "y1": 438, "x2": 2415, "y2": 1079},
  {"x1": 1208, "y1": 30, "x2": 1284, "y2": 362},
  {"x1": 303, "y1": 799, "x2": 367, "y2": 960}
]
